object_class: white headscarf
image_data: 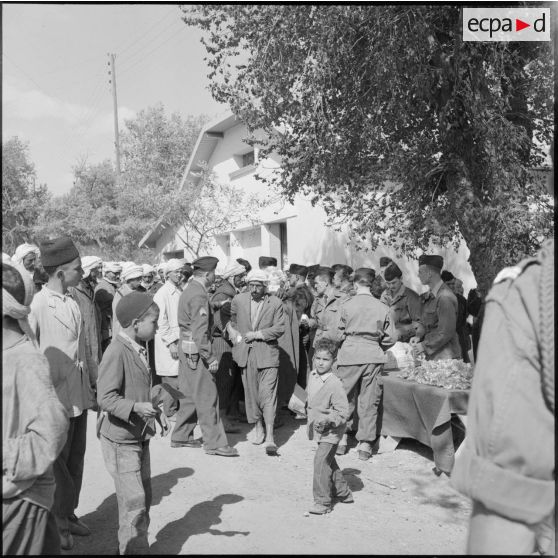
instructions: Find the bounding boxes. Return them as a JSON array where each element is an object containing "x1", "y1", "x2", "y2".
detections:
[
  {"x1": 246, "y1": 269, "x2": 270, "y2": 284},
  {"x1": 164, "y1": 259, "x2": 183, "y2": 274},
  {"x1": 2, "y1": 261, "x2": 37, "y2": 345},
  {"x1": 12, "y1": 243, "x2": 40, "y2": 267},
  {"x1": 81, "y1": 256, "x2": 103, "y2": 279},
  {"x1": 222, "y1": 262, "x2": 246, "y2": 279},
  {"x1": 121, "y1": 263, "x2": 143, "y2": 282}
]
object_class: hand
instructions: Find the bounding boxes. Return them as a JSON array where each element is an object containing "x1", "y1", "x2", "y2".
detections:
[
  {"x1": 158, "y1": 412, "x2": 170, "y2": 437},
  {"x1": 314, "y1": 420, "x2": 329, "y2": 433},
  {"x1": 411, "y1": 342, "x2": 425, "y2": 357},
  {"x1": 244, "y1": 331, "x2": 258, "y2": 343},
  {"x1": 208, "y1": 359, "x2": 219, "y2": 373},
  {"x1": 133, "y1": 402, "x2": 158, "y2": 420},
  {"x1": 409, "y1": 336, "x2": 420, "y2": 345},
  {"x1": 169, "y1": 342, "x2": 179, "y2": 360}
]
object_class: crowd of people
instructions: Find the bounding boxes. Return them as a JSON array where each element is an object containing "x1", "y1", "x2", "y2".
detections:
[{"x1": 2, "y1": 236, "x2": 553, "y2": 555}]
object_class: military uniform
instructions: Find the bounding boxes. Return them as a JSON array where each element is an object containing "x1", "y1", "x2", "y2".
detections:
[
  {"x1": 418, "y1": 280, "x2": 461, "y2": 360},
  {"x1": 309, "y1": 287, "x2": 344, "y2": 347},
  {"x1": 336, "y1": 292, "x2": 395, "y2": 445},
  {"x1": 451, "y1": 241, "x2": 554, "y2": 554},
  {"x1": 381, "y1": 284, "x2": 422, "y2": 342},
  {"x1": 172, "y1": 276, "x2": 229, "y2": 452}
]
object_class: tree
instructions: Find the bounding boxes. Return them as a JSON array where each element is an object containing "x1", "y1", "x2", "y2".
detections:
[
  {"x1": 183, "y1": 5, "x2": 554, "y2": 292},
  {"x1": 167, "y1": 163, "x2": 268, "y2": 258},
  {"x1": 2, "y1": 137, "x2": 50, "y2": 254}
]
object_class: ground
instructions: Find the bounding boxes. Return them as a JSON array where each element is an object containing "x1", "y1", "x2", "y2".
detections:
[{"x1": 67, "y1": 409, "x2": 472, "y2": 555}]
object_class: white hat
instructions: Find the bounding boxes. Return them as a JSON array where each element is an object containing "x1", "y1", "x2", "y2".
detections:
[
  {"x1": 81, "y1": 256, "x2": 103, "y2": 279},
  {"x1": 222, "y1": 262, "x2": 246, "y2": 279},
  {"x1": 142, "y1": 264, "x2": 155, "y2": 275},
  {"x1": 165, "y1": 258, "x2": 183, "y2": 274},
  {"x1": 246, "y1": 269, "x2": 269, "y2": 284},
  {"x1": 121, "y1": 263, "x2": 143, "y2": 281},
  {"x1": 2, "y1": 252, "x2": 12, "y2": 263},
  {"x1": 12, "y1": 243, "x2": 40, "y2": 266},
  {"x1": 104, "y1": 261, "x2": 122, "y2": 274}
]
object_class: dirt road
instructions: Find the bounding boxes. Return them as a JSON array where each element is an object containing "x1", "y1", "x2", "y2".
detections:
[{"x1": 66, "y1": 409, "x2": 471, "y2": 555}]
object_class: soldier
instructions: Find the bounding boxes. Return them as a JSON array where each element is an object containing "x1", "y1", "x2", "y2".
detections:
[
  {"x1": 410, "y1": 255, "x2": 461, "y2": 361},
  {"x1": 94, "y1": 262, "x2": 121, "y2": 352},
  {"x1": 380, "y1": 261, "x2": 422, "y2": 342},
  {"x1": 335, "y1": 267, "x2": 395, "y2": 460},
  {"x1": 111, "y1": 263, "x2": 144, "y2": 337},
  {"x1": 172, "y1": 256, "x2": 238, "y2": 457},
  {"x1": 331, "y1": 264, "x2": 354, "y2": 299},
  {"x1": 308, "y1": 267, "x2": 343, "y2": 347}
]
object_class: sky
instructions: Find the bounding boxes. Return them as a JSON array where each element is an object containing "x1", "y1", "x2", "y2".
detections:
[{"x1": 2, "y1": 3, "x2": 227, "y2": 195}]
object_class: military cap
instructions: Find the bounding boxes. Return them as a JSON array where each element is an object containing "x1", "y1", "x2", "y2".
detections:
[
  {"x1": 192, "y1": 256, "x2": 219, "y2": 271},
  {"x1": 441, "y1": 270, "x2": 455, "y2": 282},
  {"x1": 418, "y1": 254, "x2": 444, "y2": 270},
  {"x1": 39, "y1": 237, "x2": 80, "y2": 268},
  {"x1": 258, "y1": 256, "x2": 277, "y2": 268},
  {"x1": 315, "y1": 266, "x2": 333, "y2": 278},
  {"x1": 116, "y1": 292, "x2": 155, "y2": 328},
  {"x1": 289, "y1": 263, "x2": 309, "y2": 278},
  {"x1": 236, "y1": 258, "x2": 252, "y2": 273},
  {"x1": 354, "y1": 267, "x2": 376, "y2": 284},
  {"x1": 306, "y1": 264, "x2": 320, "y2": 278},
  {"x1": 331, "y1": 263, "x2": 353, "y2": 275},
  {"x1": 379, "y1": 257, "x2": 393, "y2": 267},
  {"x1": 384, "y1": 261, "x2": 402, "y2": 282}
]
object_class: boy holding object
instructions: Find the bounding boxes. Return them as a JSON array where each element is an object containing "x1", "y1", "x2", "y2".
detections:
[
  {"x1": 97, "y1": 292, "x2": 161, "y2": 555},
  {"x1": 306, "y1": 338, "x2": 353, "y2": 515}
]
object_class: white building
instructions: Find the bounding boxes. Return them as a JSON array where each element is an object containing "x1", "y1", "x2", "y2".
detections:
[{"x1": 139, "y1": 112, "x2": 477, "y2": 294}]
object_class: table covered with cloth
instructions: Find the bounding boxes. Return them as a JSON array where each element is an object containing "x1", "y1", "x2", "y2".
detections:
[{"x1": 380, "y1": 369, "x2": 469, "y2": 473}]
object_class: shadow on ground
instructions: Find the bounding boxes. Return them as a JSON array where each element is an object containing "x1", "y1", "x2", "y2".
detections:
[
  {"x1": 150, "y1": 494, "x2": 248, "y2": 554},
  {"x1": 341, "y1": 468, "x2": 365, "y2": 493},
  {"x1": 69, "y1": 467, "x2": 194, "y2": 555},
  {"x1": 274, "y1": 412, "x2": 303, "y2": 450}
]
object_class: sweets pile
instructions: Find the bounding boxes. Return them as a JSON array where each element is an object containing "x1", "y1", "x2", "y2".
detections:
[{"x1": 401, "y1": 358, "x2": 474, "y2": 390}]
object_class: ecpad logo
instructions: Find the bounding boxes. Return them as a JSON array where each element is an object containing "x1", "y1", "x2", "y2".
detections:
[{"x1": 463, "y1": 7, "x2": 550, "y2": 42}]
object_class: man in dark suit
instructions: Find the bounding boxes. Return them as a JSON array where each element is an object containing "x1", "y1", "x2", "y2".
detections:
[
  {"x1": 172, "y1": 256, "x2": 238, "y2": 457},
  {"x1": 230, "y1": 269, "x2": 285, "y2": 455}
]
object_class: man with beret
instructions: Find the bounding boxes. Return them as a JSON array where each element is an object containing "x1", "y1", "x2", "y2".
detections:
[
  {"x1": 229, "y1": 269, "x2": 285, "y2": 455},
  {"x1": 380, "y1": 261, "x2": 422, "y2": 342},
  {"x1": 209, "y1": 261, "x2": 248, "y2": 432},
  {"x1": 69, "y1": 256, "x2": 103, "y2": 397},
  {"x1": 258, "y1": 256, "x2": 278, "y2": 271},
  {"x1": 411, "y1": 255, "x2": 461, "y2": 361},
  {"x1": 335, "y1": 267, "x2": 396, "y2": 460},
  {"x1": 112, "y1": 263, "x2": 145, "y2": 338},
  {"x1": 94, "y1": 262, "x2": 121, "y2": 353},
  {"x1": 28, "y1": 237, "x2": 95, "y2": 548},
  {"x1": 172, "y1": 256, "x2": 237, "y2": 457},
  {"x1": 441, "y1": 270, "x2": 471, "y2": 362},
  {"x1": 152, "y1": 259, "x2": 184, "y2": 422}
]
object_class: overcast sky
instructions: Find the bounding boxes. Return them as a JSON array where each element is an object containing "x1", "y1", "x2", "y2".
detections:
[{"x1": 2, "y1": 3, "x2": 226, "y2": 195}]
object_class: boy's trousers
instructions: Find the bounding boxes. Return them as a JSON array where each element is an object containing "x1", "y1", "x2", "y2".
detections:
[
  {"x1": 101, "y1": 436, "x2": 151, "y2": 555},
  {"x1": 313, "y1": 442, "x2": 351, "y2": 506}
]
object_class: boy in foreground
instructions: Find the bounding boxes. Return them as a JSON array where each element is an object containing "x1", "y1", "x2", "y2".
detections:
[
  {"x1": 97, "y1": 292, "x2": 161, "y2": 555},
  {"x1": 306, "y1": 338, "x2": 353, "y2": 515}
]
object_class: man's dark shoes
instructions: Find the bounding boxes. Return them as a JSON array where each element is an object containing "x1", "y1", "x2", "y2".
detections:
[
  {"x1": 336, "y1": 492, "x2": 354, "y2": 504},
  {"x1": 205, "y1": 445, "x2": 239, "y2": 457},
  {"x1": 68, "y1": 514, "x2": 90, "y2": 536},
  {"x1": 171, "y1": 439, "x2": 202, "y2": 448}
]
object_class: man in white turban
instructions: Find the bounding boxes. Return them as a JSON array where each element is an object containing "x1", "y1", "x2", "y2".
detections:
[
  {"x1": 112, "y1": 263, "x2": 144, "y2": 337},
  {"x1": 94, "y1": 262, "x2": 122, "y2": 353},
  {"x1": 141, "y1": 263, "x2": 158, "y2": 294},
  {"x1": 12, "y1": 243, "x2": 40, "y2": 278}
]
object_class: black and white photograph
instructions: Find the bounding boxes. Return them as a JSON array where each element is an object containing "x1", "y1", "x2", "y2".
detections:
[{"x1": 2, "y1": 2, "x2": 555, "y2": 555}]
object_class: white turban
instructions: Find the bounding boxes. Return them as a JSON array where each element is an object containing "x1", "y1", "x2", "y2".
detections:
[
  {"x1": 2, "y1": 261, "x2": 37, "y2": 345},
  {"x1": 142, "y1": 264, "x2": 155, "y2": 275},
  {"x1": 2, "y1": 253, "x2": 12, "y2": 263},
  {"x1": 12, "y1": 243, "x2": 39, "y2": 266},
  {"x1": 104, "y1": 261, "x2": 122, "y2": 274},
  {"x1": 222, "y1": 262, "x2": 246, "y2": 279},
  {"x1": 81, "y1": 256, "x2": 103, "y2": 279},
  {"x1": 121, "y1": 263, "x2": 143, "y2": 281},
  {"x1": 246, "y1": 269, "x2": 269, "y2": 284},
  {"x1": 165, "y1": 258, "x2": 183, "y2": 274}
]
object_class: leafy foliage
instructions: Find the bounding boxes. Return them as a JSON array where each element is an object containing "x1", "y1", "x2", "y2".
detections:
[
  {"x1": 2, "y1": 137, "x2": 50, "y2": 253},
  {"x1": 183, "y1": 5, "x2": 554, "y2": 291}
]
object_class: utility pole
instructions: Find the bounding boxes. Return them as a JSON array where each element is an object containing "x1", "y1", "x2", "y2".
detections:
[{"x1": 107, "y1": 53, "x2": 121, "y2": 179}]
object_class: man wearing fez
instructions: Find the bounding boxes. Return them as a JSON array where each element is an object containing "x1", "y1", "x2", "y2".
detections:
[
  {"x1": 95, "y1": 262, "x2": 122, "y2": 353},
  {"x1": 112, "y1": 263, "x2": 144, "y2": 337},
  {"x1": 258, "y1": 256, "x2": 277, "y2": 271},
  {"x1": 210, "y1": 261, "x2": 248, "y2": 432},
  {"x1": 287, "y1": 263, "x2": 314, "y2": 389},
  {"x1": 172, "y1": 256, "x2": 238, "y2": 457},
  {"x1": 29, "y1": 237, "x2": 95, "y2": 549},
  {"x1": 410, "y1": 255, "x2": 461, "y2": 361},
  {"x1": 380, "y1": 261, "x2": 422, "y2": 342},
  {"x1": 335, "y1": 267, "x2": 395, "y2": 460},
  {"x1": 229, "y1": 269, "x2": 285, "y2": 455}
]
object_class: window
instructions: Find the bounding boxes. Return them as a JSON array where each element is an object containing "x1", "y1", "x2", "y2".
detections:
[{"x1": 242, "y1": 150, "x2": 255, "y2": 168}]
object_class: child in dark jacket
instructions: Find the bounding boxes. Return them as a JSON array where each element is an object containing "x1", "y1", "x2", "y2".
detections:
[
  {"x1": 306, "y1": 338, "x2": 352, "y2": 514},
  {"x1": 97, "y1": 292, "x2": 161, "y2": 555}
]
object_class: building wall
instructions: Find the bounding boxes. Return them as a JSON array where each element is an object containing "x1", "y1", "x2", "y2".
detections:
[{"x1": 153, "y1": 120, "x2": 478, "y2": 295}]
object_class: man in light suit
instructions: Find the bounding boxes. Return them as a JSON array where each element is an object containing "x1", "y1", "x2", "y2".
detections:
[{"x1": 229, "y1": 269, "x2": 285, "y2": 455}]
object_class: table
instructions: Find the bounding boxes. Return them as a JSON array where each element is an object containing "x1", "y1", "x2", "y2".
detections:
[{"x1": 380, "y1": 370, "x2": 469, "y2": 474}]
